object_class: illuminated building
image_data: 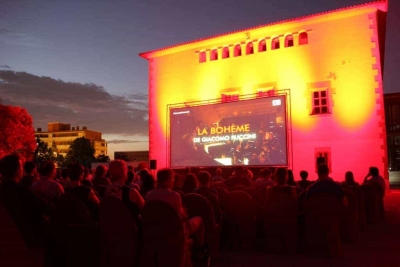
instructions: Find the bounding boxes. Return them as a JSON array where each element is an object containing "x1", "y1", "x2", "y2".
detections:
[
  {"x1": 35, "y1": 122, "x2": 108, "y2": 157},
  {"x1": 384, "y1": 93, "x2": 400, "y2": 186},
  {"x1": 140, "y1": 1, "x2": 389, "y2": 183}
]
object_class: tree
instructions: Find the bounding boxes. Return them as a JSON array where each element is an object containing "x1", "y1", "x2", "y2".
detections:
[
  {"x1": 33, "y1": 137, "x2": 54, "y2": 166},
  {"x1": 95, "y1": 154, "x2": 110, "y2": 163},
  {"x1": 66, "y1": 137, "x2": 95, "y2": 168},
  {"x1": 0, "y1": 104, "x2": 36, "y2": 162}
]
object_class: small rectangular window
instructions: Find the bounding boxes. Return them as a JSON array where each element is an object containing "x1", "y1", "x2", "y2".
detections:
[{"x1": 311, "y1": 89, "x2": 330, "y2": 115}]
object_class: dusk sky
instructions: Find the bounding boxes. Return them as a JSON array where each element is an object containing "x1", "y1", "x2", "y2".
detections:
[{"x1": 1, "y1": 0, "x2": 399, "y2": 158}]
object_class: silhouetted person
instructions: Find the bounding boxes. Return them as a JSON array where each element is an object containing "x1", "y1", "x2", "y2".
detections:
[
  {"x1": 224, "y1": 166, "x2": 252, "y2": 188},
  {"x1": 194, "y1": 171, "x2": 218, "y2": 197},
  {"x1": 0, "y1": 154, "x2": 45, "y2": 248},
  {"x1": 20, "y1": 161, "x2": 38, "y2": 189},
  {"x1": 307, "y1": 164, "x2": 347, "y2": 206},
  {"x1": 287, "y1": 169, "x2": 297, "y2": 186},
  {"x1": 342, "y1": 171, "x2": 359, "y2": 187},
  {"x1": 363, "y1": 167, "x2": 385, "y2": 196},
  {"x1": 139, "y1": 172, "x2": 155, "y2": 198},
  {"x1": 182, "y1": 173, "x2": 198, "y2": 194},
  {"x1": 297, "y1": 170, "x2": 313, "y2": 190},
  {"x1": 31, "y1": 160, "x2": 64, "y2": 204},
  {"x1": 211, "y1": 168, "x2": 224, "y2": 182},
  {"x1": 254, "y1": 168, "x2": 275, "y2": 189}
]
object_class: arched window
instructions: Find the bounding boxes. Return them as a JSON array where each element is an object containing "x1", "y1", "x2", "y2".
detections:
[
  {"x1": 199, "y1": 51, "x2": 206, "y2": 63},
  {"x1": 299, "y1": 32, "x2": 308, "y2": 45},
  {"x1": 246, "y1": 42, "x2": 254, "y2": 55},
  {"x1": 258, "y1": 39, "x2": 266, "y2": 52},
  {"x1": 222, "y1": 47, "x2": 230, "y2": 59},
  {"x1": 234, "y1": 44, "x2": 242, "y2": 57},
  {"x1": 210, "y1": 49, "x2": 218, "y2": 61},
  {"x1": 285, "y1": 35, "x2": 294, "y2": 47},
  {"x1": 271, "y1": 37, "x2": 280, "y2": 50}
]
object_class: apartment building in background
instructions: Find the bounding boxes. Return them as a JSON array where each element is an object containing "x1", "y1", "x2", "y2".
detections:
[{"x1": 35, "y1": 122, "x2": 107, "y2": 157}]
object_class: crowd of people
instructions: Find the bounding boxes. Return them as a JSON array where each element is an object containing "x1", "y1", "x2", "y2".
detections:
[{"x1": 0, "y1": 153, "x2": 387, "y2": 266}]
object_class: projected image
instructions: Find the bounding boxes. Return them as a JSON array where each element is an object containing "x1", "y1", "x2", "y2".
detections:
[{"x1": 170, "y1": 96, "x2": 287, "y2": 167}]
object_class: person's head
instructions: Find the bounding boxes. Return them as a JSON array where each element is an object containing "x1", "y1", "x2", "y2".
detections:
[
  {"x1": 197, "y1": 171, "x2": 211, "y2": 187},
  {"x1": 182, "y1": 173, "x2": 198, "y2": 193},
  {"x1": 67, "y1": 162, "x2": 85, "y2": 182},
  {"x1": 141, "y1": 173, "x2": 156, "y2": 193},
  {"x1": 260, "y1": 168, "x2": 272, "y2": 179},
  {"x1": 156, "y1": 168, "x2": 175, "y2": 189},
  {"x1": 127, "y1": 165, "x2": 134, "y2": 172},
  {"x1": 234, "y1": 166, "x2": 244, "y2": 177},
  {"x1": 216, "y1": 168, "x2": 222, "y2": 176},
  {"x1": 369, "y1": 167, "x2": 379, "y2": 177},
  {"x1": 274, "y1": 167, "x2": 287, "y2": 186},
  {"x1": 108, "y1": 160, "x2": 127, "y2": 183},
  {"x1": 317, "y1": 164, "x2": 329, "y2": 179},
  {"x1": 95, "y1": 165, "x2": 107, "y2": 178},
  {"x1": 0, "y1": 154, "x2": 23, "y2": 182},
  {"x1": 345, "y1": 171, "x2": 355, "y2": 184},
  {"x1": 244, "y1": 168, "x2": 253, "y2": 180},
  {"x1": 38, "y1": 160, "x2": 56, "y2": 180},
  {"x1": 137, "y1": 162, "x2": 149, "y2": 171},
  {"x1": 23, "y1": 161, "x2": 36, "y2": 175},
  {"x1": 299, "y1": 170, "x2": 309, "y2": 180}
]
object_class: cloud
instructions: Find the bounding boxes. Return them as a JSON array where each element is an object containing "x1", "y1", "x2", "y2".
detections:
[
  {"x1": 0, "y1": 65, "x2": 11, "y2": 69},
  {"x1": 0, "y1": 70, "x2": 148, "y2": 136},
  {"x1": 106, "y1": 139, "x2": 149, "y2": 144},
  {"x1": 0, "y1": 29, "x2": 46, "y2": 48}
]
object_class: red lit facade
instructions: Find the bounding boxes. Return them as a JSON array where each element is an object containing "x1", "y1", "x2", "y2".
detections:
[{"x1": 140, "y1": 1, "x2": 389, "y2": 183}]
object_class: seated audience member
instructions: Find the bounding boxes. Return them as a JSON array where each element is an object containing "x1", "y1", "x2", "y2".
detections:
[
  {"x1": 140, "y1": 172, "x2": 155, "y2": 198},
  {"x1": 31, "y1": 160, "x2": 64, "y2": 203},
  {"x1": 20, "y1": 161, "x2": 38, "y2": 189},
  {"x1": 297, "y1": 170, "x2": 313, "y2": 190},
  {"x1": 0, "y1": 154, "x2": 45, "y2": 247},
  {"x1": 182, "y1": 173, "x2": 198, "y2": 195},
  {"x1": 145, "y1": 168, "x2": 205, "y2": 247},
  {"x1": 125, "y1": 170, "x2": 140, "y2": 191},
  {"x1": 57, "y1": 168, "x2": 70, "y2": 189},
  {"x1": 266, "y1": 167, "x2": 297, "y2": 198},
  {"x1": 244, "y1": 168, "x2": 254, "y2": 181},
  {"x1": 224, "y1": 166, "x2": 253, "y2": 188},
  {"x1": 194, "y1": 171, "x2": 218, "y2": 197},
  {"x1": 105, "y1": 160, "x2": 144, "y2": 220},
  {"x1": 212, "y1": 168, "x2": 224, "y2": 182},
  {"x1": 92, "y1": 165, "x2": 110, "y2": 188},
  {"x1": 66, "y1": 162, "x2": 100, "y2": 219},
  {"x1": 286, "y1": 169, "x2": 297, "y2": 187},
  {"x1": 342, "y1": 171, "x2": 360, "y2": 187},
  {"x1": 363, "y1": 166, "x2": 386, "y2": 196},
  {"x1": 307, "y1": 164, "x2": 347, "y2": 206},
  {"x1": 254, "y1": 168, "x2": 275, "y2": 189}
]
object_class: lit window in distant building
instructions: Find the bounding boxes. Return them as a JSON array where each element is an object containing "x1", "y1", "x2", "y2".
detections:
[{"x1": 221, "y1": 93, "x2": 239, "y2": 102}]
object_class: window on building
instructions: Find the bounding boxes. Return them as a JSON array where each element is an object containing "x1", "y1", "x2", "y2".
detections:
[
  {"x1": 258, "y1": 39, "x2": 266, "y2": 52},
  {"x1": 315, "y1": 148, "x2": 332, "y2": 173},
  {"x1": 221, "y1": 93, "x2": 239, "y2": 102},
  {"x1": 199, "y1": 51, "x2": 206, "y2": 63},
  {"x1": 222, "y1": 47, "x2": 230, "y2": 59},
  {"x1": 312, "y1": 90, "x2": 330, "y2": 115},
  {"x1": 271, "y1": 37, "x2": 280, "y2": 50},
  {"x1": 299, "y1": 32, "x2": 308, "y2": 45},
  {"x1": 246, "y1": 42, "x2": 254, "y2": 55},
  {"x1": 285, "y1": 35, "x2": 294, "y2": 47},
  {"x1": 234, "y1": 44, "x2": 242, "y2": 57},
  {"x1": 210, "y1": 49, "x2": 218, "y2": 61}
]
